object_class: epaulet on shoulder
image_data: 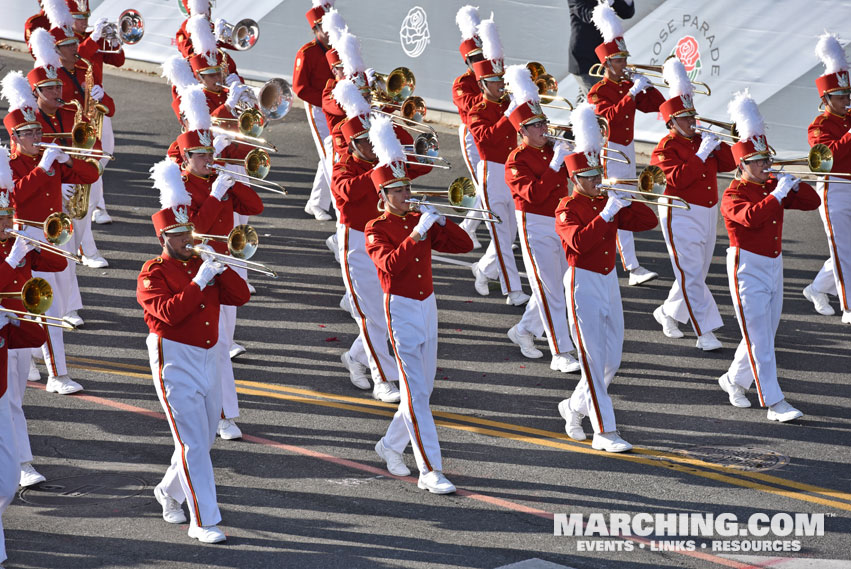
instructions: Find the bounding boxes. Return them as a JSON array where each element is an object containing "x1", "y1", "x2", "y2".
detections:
[
  {"x1": 812, "y1": 114, "x2": 828, "y2": 126},
  {"x1": 558, "y1": 195, "x2": 575, "y2": 207},
  {"x1": 300, "y1": 40, "x2": 317, "y2": 52},
  {"x1": 365, "y1": 215, "x2": 386, "y2": 229},
  {"x1": 142, "y1": 257, "x2": 163, "y2": 272},
  {"x1": 507, "y1": 145, "x2": 523, "y2": 160},
  {"x1": 658, "y1": 134, "x2": 675, "y2": 148}
]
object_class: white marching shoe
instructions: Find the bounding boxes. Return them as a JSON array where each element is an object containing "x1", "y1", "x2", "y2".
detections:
[
  {"x1": 653, "y1": 306, "x2": 683, "y2": 339},
  {"x1": 305, "y1": 204, "x2": 333, "y2": 221},
  {"x1": 550, "y1": 353, "x2": 581, "y2": 373},
  {"x1": 628, "y1": 266, "x2": 658, "y2": 286},
  {"x1": 20, "y1": 462, "x2": 46, "y2": 487},
  {"x1": 471, "y1": 262, "x2": 490, "y2": 296},
  {"x1": 802, "y1": 285, "x2": 835, "y2": 316},
  {"x1": 341, "y1": 351, "x2": 371, "y2": 390},
  {"x1": 188, "y1": 524, "x2": 226, "y2": 544},
  {"x1": 592, "y1": 431, "x2": 633, "y2": 453},
  {"x1": 64, "y1": 311, "x2": 84, "y2": 328},
  {"x1": 506, "y1": 290, "x2": 530, "y2": 306},
  {"x1": 81, "y1": 254, "x2": 109, "y2": 269},
  {"x1": 767, "y1": 399, "x2": 803, "y2": 423},
  {"x1": 45, "y1": 375, "x2": 83, "y2": 395},
  {"x1": 375, "y1": 439, "x2": 411, "y2": 476},
  {"x1": 696, "y1": 331, "x2": 722, "y2": 351},
  {"x1": 91, "y1": 208, "x2": 113, "y2": 224},
  {"x1": 229, "y1": 343, "x2": 246, "y2": 359},
  {"x1": 418, "y1": 471, "x2": 456, "y2": 494},
  {"x1": 372, "y1": 381, "x2": 401, "y2": 403},
  {"x1": 326, "y1": 234, "x2": 340, "y2": 264},
  {"x1": 842, "y1": 311, "x2": 851, "y2": 324},
  {"x1": 28, "y1": 359, "x2": 41, "y2": 382},
  {"x1": 557, "y1": 399, "x2": 586, "y2": 441},
  {"x1": 154, "y1": 485, "x2": 187, "y2": 524},
  {"x1": 718, "y1": 373, "x2": 750, "y2": 408},
  {"x1": 217, "y1": 418, "x2": 242, "y2": 440},
  {"x1": 507, "y1": 325, "x2": 543, "y2": 359}
]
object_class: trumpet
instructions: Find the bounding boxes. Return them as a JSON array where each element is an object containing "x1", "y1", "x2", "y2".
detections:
[
  {"x1": 215, "y1": 148, "x2": 271, "y2": 179},
  {"x1": 0, "y1": 277, "x2": 75, "y2": 330},
  {"x1": 13, "y1": 212, "x2": 74, "y2": 246},
  {"x1": 193, "y1": 224, "x2": 259, "y2": 260},
  {"x1": 599, "y1": 165, "x2": 690, "y2": 210},
  {"x1": 210, "y1": 164, "x2": 288, "y2": 196},
  {"x1": 98, "y1": 9, "x2": 145, "y2": 53},
  {"x1": 589, "y1": 59, "x2": 711, "y2": 96},
  {"x1": 185, "y1": 244, "x2": 277, "y2": 278},
  {"x1": 209, "y1": 126, "x2": 277, "y2": 153},
  {"x1": 371, "y1": 67, "x2": 416, "y2": 105},
  {"x1": 216, "y1": 18, "x2": 259, "y2": 51},
  {"x1": 34, "y1": 142, "x2": 114, "y2": 161}
]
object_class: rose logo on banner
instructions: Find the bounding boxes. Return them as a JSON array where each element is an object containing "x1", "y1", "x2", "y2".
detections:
[
  {"x1": 673, "y1": 36, "x2": 702, "y2": 81},
  {"x1": 400, "y1": 6, "x2": 430, "y2": 58}
]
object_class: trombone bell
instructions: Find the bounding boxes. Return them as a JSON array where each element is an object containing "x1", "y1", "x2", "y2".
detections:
[{"x1": 193, "y1": 224, "x2": 259, "y2": 260}]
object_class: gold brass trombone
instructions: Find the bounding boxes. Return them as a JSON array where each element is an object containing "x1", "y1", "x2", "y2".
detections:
[
  {"x1": 588, "y1": 60, "x2": 711, "y2": 96},
  {"x1": 598, "y1": 165, "x2": 690, "y2": 210},
  {"x1": 546, "y1": 121, "x2": 631, "y2": 165},
  {"x1": 34, "y1": 142, "x2": 114, "y2": 161},
  {"x1": 407, "y1": 178, "x2": 501, "y2": 223},
  {"x1": 215, "y1": 148, "x2": 271, "y2": 179},
  {"x1": 693, "y1": 116, "x2": 740, "y2": 142},
  {"x1": 770, "y1": 144, "x2": 836, "y2": 174},
  {"x1": 411, "y1": 176, "x2": 477, "y2": 210},
  {"x1": 371, "y1": 67, "x2": 416, "y2": 105},
  {"x1": 0, "y1": 277, "x2": 75, "y2": 330},
  {"x1": 209, "y1": 126, "x2": 277, "y2": 153},
  {"x1": 523, "y1": 62, "x2": 575, "y2": 111},
  {"x1": 185, "y1": 244, "x2": 277, "y2": 277},
  {"x1": 193, "y1": 224, "x2": 259, "y2": 260},
  {"x1": 210, "y1": 164, "x2": 288, "y2": 196},
  {"x1": 13, "y1": 212, "x2": 75, "y2": 246},
  {"x1": 212, "y1": 107, "x2": 265, "y2": 138},
  {"x1": 5, "y1": 229, "x2": 83, "y2": 264}
]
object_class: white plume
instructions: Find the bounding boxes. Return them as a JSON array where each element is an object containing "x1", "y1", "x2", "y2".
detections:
[
  {"x1": 815, "y1": 31, "x2": 848, "y2": 74},
  {"x1": 1, "y1": 71, "x2": 37, "y2": 112},
  {"x1": 187, "y1": 14, "x2": 217, "y2": 56},
  {"x1": 312, "y1": 0, "x2": 336, "y2": 7},
  {"x1": 161, "y1": 55, "x2": 197, "y2": 93},
  {"x1": 726, "y1": 89, "x2": 764, "y2": 141},
  {"x1": 571, "y1": 102, "x2": 603, "y2": 153},
  {"x1": 0, "y1": 146, "x2": 13, "y2": 191},
  {"x1": 662, "y1": 57, "x2": 693, "y2": 99},
  {"x1": 455, "y1": 5, "x2": 481, "y2": 40},
  {"x1": 478, "y1": 16, "x2": 503, "y2": 61},
  {"x1": 368, "y1": 114, "x2": 405, "y2": 167},
  {"x1": 592, "y1": 2, "x2": 623, "y2": 43},
  {"x1": 336, "y1": 30, "x2": 365, "y2": 76},
  {"x1": 504, "y1": 65, "x2": 539, "y2": 106},
  {"x1": 42, "y1": 0, "x2": 73, "y2": 29},
  {"x1": 150, "y1": 159, "x2": 191, "y2": 209},
  {"x1": 321, "y1": 8, "x2": 346, "y2": 46},
  {"x1": 179, "y1": 85, "x2": 212, "y2": 131},
  {"x1": 332, "y1": 79, "x2": 370, "y2": 119},
  {"x1": 188, "y1": 0, "x2": 209, "y2": 15},
  {"x1": 29, "y1": 28, "x2": 62, "y2": 70}
]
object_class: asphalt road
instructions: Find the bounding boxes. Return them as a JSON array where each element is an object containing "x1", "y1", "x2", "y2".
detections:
[{"x1": 1, "y1": 48, "x2": 849, "y2": 569}]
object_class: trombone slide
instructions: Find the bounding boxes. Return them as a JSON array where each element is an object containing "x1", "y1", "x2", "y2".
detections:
[
  {"x1": 0, "y1": 309, "x2": 75, "y2": 330},
  {"x1": 209, "y1": 127, "x2": 277, "y2": 153},
  {"x1": 406, "y1": 199, "x2": 502, "y2": 224},
  {"x1": 211, "y1": 165, "x2": 288, "y2": 196},
  {"x1": 34, "y1": 143, "x2": 114, "y2": 160},
  {"x1": 186, "y1": 245, "x2": 277, "y2": 277}
]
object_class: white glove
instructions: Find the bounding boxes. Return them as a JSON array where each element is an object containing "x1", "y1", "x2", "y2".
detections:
[
  {"x1": 696, "y1": 134, "x2": 721, "y2": 162},
  {"x1": 504, "y1": 97, "x2": 518, "y2": 118},
  {"x1": 192, "y1": 258, "x2": 224, "y2": 290},
  {"x1": 90, "y1": 17, "x2": 109, "y2": 42},
  {"x1": 214, "y1": 18, "x2": 227, "y2": 40},
  {"x1": 38, "y1": 146, "x2": 62, "y2": 171},
  {"x1": 600, "y1": 195, "x2": 630, "y2": 222},
  {"x1": 770, "y1": 174, "x2": 796, "y2": 202},
  {"x1": 225, "y1": 73, "x2": 242, "y2": 87},
  {"x1": 225, "y1": 84, "x2": 250, "y2": 110},
  {"x1": 364, "y1": 68, "x2": 376, "y2": 87},
  {"x1": 549, "y1": 142, "x2": 571, "y2": 172},
  {"x1": 213, "y1": 134, "x2": 232, "y2": 156},
  {"x1": 628, "y1": 74, "x2": 651, "y2": 97},
  {"x1": 419, "y1": 204, "x2": 446, "y2": 226},
  {"x1": 211, "y1": 173, "x2": 234, "y2": 200},
  {"x1": 89, "y1": 85, "x2": 105, "y2": 102},
  {"x1": 194, "y1": 243, "x2": 215, "y2": 262},
  {"x1": 5, "y1": 236, "x2": 34, "y2": 267},
  {"x1": 413, "y1": 211, "x2": 440, "y2": 238},
  {"x1": 0, "y1": 310, "x2": 11, "y2": 329},
  {"x1": 61, "y1": 183, "x2": 76, "y2": 200}
]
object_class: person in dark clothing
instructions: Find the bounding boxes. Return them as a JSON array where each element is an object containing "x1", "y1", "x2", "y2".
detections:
[{"x1": 567, "y1": 0, "x2": 635, "y2": 98}]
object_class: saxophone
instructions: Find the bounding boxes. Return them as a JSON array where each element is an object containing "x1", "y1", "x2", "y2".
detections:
[{"x1": 67, "y1": 57, "x2": 108, "y2": 220}]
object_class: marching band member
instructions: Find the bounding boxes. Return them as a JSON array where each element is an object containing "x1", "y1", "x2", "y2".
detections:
[
  {"x1": 25, "y1": 2, "x2": 50, "y2": 45},
  {"x1": 453, "y1": 5, "x2": 485, "y2": 248},
  {"x1": 5, "y1": 58, "x2": 99, "y2": 393},
  {"x1": 588, "y1": 2, "x2": 664, "y2": 286},
  {"x1": 365, "y1": 115, "x2": 473, "y2": 493},
  {"x1": 650, "y1": 57, "x2": 736, "y2": 350},
  {"x1": 293, "y1": 1, "x2": 339, "y2": 222},
  {"x1": 43, "y1": 0, "x2": 112, "y2": 269},
  {"x1": 555, "y1": 102, "x2": 657, "y2": 452},
  {"x1": 177, "y1": 86, "x2": 263, "y2": 440},
  {"x1": 718, "y1": 91, "x2": 820, "y2": 421},
  {"x1": 138, "y1": 159, "x2": 250, "y2": 543},
  {"x1": 467, "y1": 16, "x2": 530, "y2": 306},
  {"x1": 175, "y1": 0, "x2": 242, "y2": 82},
  {"x1": 503, "y1": 65, "x2": 580, "y2": 373},
  {"x1": 0, "y1": 152, "x2": 66, "y2": 488},
  {"x1": 330, "y1": 80, "x2": 401, "y2": 402},
  {"x1": 803, "y1": 32, "x2": 851, "y2": 324}
]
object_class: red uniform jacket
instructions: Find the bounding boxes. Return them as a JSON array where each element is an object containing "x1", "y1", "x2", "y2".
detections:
[
  {"x1": 0, "y1": 320, "x2": 47, "y2": 397},
  {"x1": 468, "y1": 97, "x2": 517, "y2": 164},
  {"x1": 293, "y1": 40, "x2": 332, "y2": 108},
  {"x1": 10, "y1": 151, "x2": 100, "y2": 223},
  {"x1": 175, "y1": 19, "x2": 240, "y2": 77},
  {"x1": 321, "y1": 78, "x2": 345, "y2": 133},
  {"x1": 452, "y1": 70, "x2": 479, "y2": 126},
  {"x1": 555, "y1": 192, "x2": 658, "y2": 274},
  {"x1": 651, "y1": 131, "x2": 736, "y2": 208},
  {"x1": 365, "y1": 212, "x2": 473, "y2": 300},
  {"x1": 588, "y1": 78, "x2": 664, "y2": 146},
  {"x1": 808, "y1": 110, "x2": 851, "y2": 181},
  {"x1": 0, "y1": 240, "x2": 67, "y2": 325},
  {"x1": 721, "y1": 177, "x2": 820, "y2": 258},
  {"x1": 505, "y1": 142, "x2": 569, "y2": 217},
  {"x1": 183, "y1": 171, "x2": 264, "y2": 254},
  {"x1": 76, "y1": 32, "x2": 126, "y2": 78},
  {"x1": 331, "y1": 152, "x2": 379, "y2": 232},
  {"x1": 137, "y1": 253, "x2": 250, "y2": 349},
  {"x1": 59, "y1": 61, "x2": 117, "y2": 118},
  {"x1": 170, "y1": 87, "x2": 229, "y2": 126},
  {"x1": 210, "y1": 103, "x2": 252, "y2": 162}
]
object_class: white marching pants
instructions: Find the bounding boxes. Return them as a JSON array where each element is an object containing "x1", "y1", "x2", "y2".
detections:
[
  {"x1": 7, "y1": 348, "x2": 33, "y2": 463},
  {"x1": 810, "y1": 179, "x2": 850, "y2": 313},
  {"x1": 565, "y1": 267, "x2": 622, "y2": 433},
  {"x1": 659, "y1": 202, "x2": 723, "y2": 336},
  {"x1": 94, "y1": 115, "x2": 113, "y2": 211},
  {"x1": 304, "y1": 102, "x2": 332, "y2": 213},
  {"x1": 338, "y1": 226, "x2": 398, "y2": 384},
  {"x1": 224, "y1": 163, "x2": 250, "y2": 289},
  {"x1": 458, "y1": 124, "x2": 483, "y2": 234},
  {"x1": 217, "y1": 304, "x2": 239, "y2": 419},
  {"x1": 604, "y1": 142, "x2": 641, "y2": 271},
  {"x1": 726, "y1": 248, "x2": 785, "y2": 408},
  {"x1": 71, "y1": 176, "x2": 103, "y2": 258},
  {"x1": 147, "y1": 334, "x2": 222, "y2": 528},
  {"x1": 517, "y1": 211, "x2": 574, "y2": 356},
  {"x1": 382, "y1": 293, "x2": 442, "y2": 475},
  {"x1": 476, "y1": 160, "x2": 521, "y2": 294},
  {"x1": 0, "y1": 393, "x2": 18, "y2": 564}
]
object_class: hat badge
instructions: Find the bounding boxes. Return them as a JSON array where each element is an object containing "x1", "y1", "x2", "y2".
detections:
[
  {"x1": 752, "y1": 135, "x2": 768, "y2": 152},
  {"x1": 45, "y1": 65, "x2": 58, "y2": 79},
  {"x1": 838, "y1": 72, "x2": 849, "y2": 88},
  {"x1": 492, "y1": 59, "x2": 504, "y2": 74},
  {"x1": 473, "y1": 36, "x2": 482, "y2": 48},
  {"x1": 585, "y1": 151, "x2": 600, "y2": 168},
  {"x1": 390, "y1": 161, "x2": 406, "y2": 179},
  {"x1": 174, "y1": 206, "x2": 189, "y2": 224},
  {"x1": 75, "y1": 0, "x2": 87, "y2": 11},
  {"x1": 615, "y1": 37, "x2": 627, "y2": 52},
  {"x1": 198, "y1": 130, "x2": 212, "y2": 147},
  {"x1": 62, "y1": 24, "x2": 74, "y2": 38},
  {"x1": 23, "y1": 107, "x2": 36, "y2": 122},
  {"x1": 528, "y1": 101, "x2": 543, "y2": 115},
  {"x1": 680, "y1": 93, "x2": 694, "y2": 110},
  {"x1": 0, "y1": 191, "x2": 10, "y2": 208},
  {"x1": 358, "y1": 115, "x2": 371, "y2": 131},
  {"x1": 204, "y1": 51, "x2": 217, "y2": 66}
]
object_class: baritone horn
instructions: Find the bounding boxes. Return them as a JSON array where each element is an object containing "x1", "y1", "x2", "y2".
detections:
[
  {"x1": 599, "y1": 165, "x2": 690, "y2": 210},
  {"x1": 258, "y1": 78, "x2": 293, "y2": 121},
  {"x1": 193, "y1": 225, "x2": 259, "y2": 260},
  {"x1": 216, "y1": 18, "x2": 259, "y2": 51},
  {"x1": 98, "y1": 9, "x2": 145, "y2": 53}
]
